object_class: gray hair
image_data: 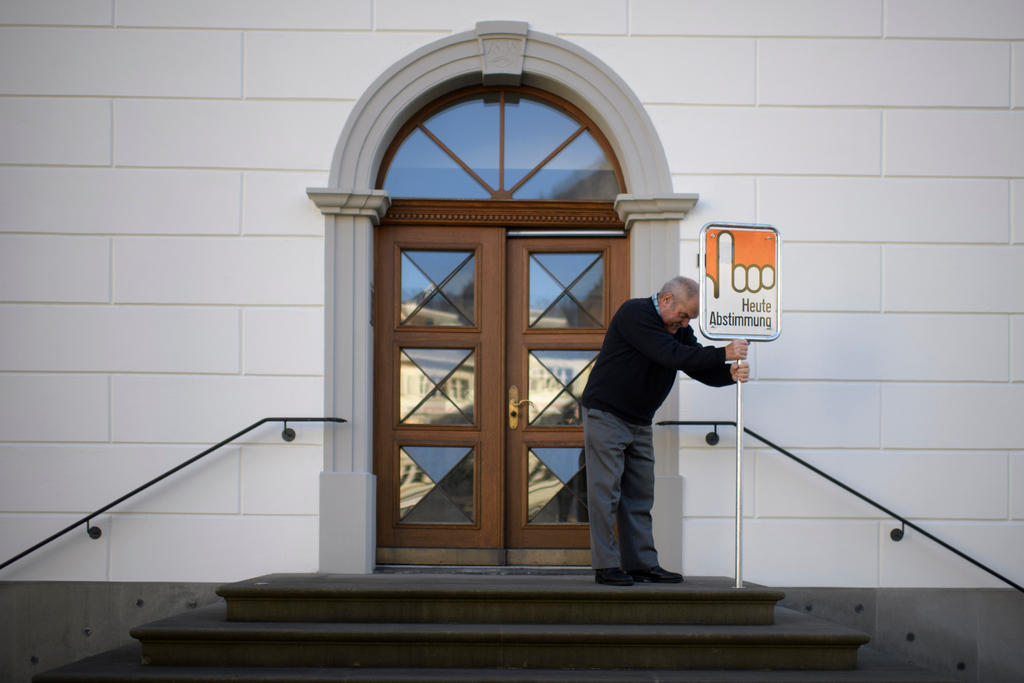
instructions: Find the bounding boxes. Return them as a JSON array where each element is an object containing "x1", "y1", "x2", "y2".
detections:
[{"x1": 658, "y1": 276, "x2": 698, "y2": 300}]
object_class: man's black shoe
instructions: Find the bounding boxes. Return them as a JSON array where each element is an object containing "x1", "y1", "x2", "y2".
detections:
[
  {"x1": 595, "y1": 567, "x2": 634, "y2": 586},
  {"x1": 628, "y1": 565, "x2": 684, "y2": 583}
]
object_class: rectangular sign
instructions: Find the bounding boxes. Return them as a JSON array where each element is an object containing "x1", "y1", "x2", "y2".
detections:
[{"x1": 698, "y1": 222, "x2": 781, "y2": 341}]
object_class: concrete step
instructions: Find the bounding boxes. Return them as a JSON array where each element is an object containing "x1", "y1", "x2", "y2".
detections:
[
  {"x1": 33, "y1": 643, "x2": 958, "y2": 683},
  {"x1": 216, "y1": 573, "x2": 786, "y2": 625},
  {"x1": 32, "y1": 574, "x2": 954, "y2": 683},
  {"x1": 129, "y1": 603, "x2": 870, "y2": 670}
]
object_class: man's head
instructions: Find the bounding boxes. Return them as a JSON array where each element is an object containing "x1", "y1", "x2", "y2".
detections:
[{"x1": 656, "y1": 276, "x2": 699, "y2": 333}]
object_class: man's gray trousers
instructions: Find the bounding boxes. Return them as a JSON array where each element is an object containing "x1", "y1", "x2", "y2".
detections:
[{"x1": 583, "y1": 406, "x2": 660, "y2": 571}]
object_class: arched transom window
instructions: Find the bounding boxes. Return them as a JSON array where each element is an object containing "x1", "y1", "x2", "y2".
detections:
[{"x1": 378, "y1": 87, "x2": 624, "y2": 201}]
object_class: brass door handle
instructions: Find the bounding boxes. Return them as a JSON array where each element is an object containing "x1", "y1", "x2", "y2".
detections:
[{"x1": 508, "y1": 385, "x2": 537, "y2": 430}]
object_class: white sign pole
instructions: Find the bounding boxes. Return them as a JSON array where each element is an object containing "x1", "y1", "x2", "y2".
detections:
[
  {"x1": 734, "y1": 359, "x2": 743, "y2": 589},
  {"x1": 697, "y1": 222, "x2": 781, "y2": 591}
]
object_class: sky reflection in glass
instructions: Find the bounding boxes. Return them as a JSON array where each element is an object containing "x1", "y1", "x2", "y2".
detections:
[
  {"x1": 423, "y1": 97, "x2": 500, "y2": 192},
  {"x1": 504, "y1": 97, "x2": 580, "y2": 190},
  {"x1": 382, "y1": 92, "x2": 619, "y2": 200},
  {"x1": 513, "y1": 131, "x2": 618, "y2": 200},
  {"x1": 385, "y1": 128, "x2": 490, "y2": 199}
]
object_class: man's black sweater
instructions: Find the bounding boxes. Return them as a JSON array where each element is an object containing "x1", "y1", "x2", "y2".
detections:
[{"x1": 581, "y1": 296, "x2": 734, "y2": 426}]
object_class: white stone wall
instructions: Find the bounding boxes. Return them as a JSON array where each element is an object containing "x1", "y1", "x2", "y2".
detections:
[
  {"x1": 607, "y1": 0, "x2": 1022, "y2": 588},
  {"x1": 1, "y1": 0, "x2": 1022, "y2": 587},
  {"x1": 0, "y1": 0, "x2": 401, "y2": 582}
]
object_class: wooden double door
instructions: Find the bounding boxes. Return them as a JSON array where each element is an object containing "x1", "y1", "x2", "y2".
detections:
[{"x1": 374, "y1": 224, "x2": 629, "y2": 565}]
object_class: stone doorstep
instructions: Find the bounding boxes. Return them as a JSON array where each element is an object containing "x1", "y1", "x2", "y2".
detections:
[
  {"x1": 32, "y1": 574, "x2": 956, "y2": 683},
  {"x1": 132, "y1": 603, "x2": 868, "y2": 670},
  {"x1": 217, "y1": 573, "x2": 786, "y2": 625},
  {"x1": 34, "y1": 642, "x2": 958, "y2": 683}
]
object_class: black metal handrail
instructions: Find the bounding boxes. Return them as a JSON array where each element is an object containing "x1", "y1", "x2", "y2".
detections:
[
  {"x1": 658, "y1": 420, "x2": 1024, "y2": 594},
  {"x1": 0, "y1": 417, "x2": 346, "y2": 573}
]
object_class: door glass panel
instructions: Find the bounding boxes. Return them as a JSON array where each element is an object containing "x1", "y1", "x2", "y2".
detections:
[
  {"x1": 400, "y1": 348, "x2": 475, "y2": 425},
  {"x1": 379, "y1": 89, "x2": 622, "y2": 200},
  {"x1": 399, "y1": 446, "x2": 474, "y2": 523},
  {"x1": 504, "y1": 96, "x2": 581, "y2": 189},
  {"x1": 527, "y1": 350, "x2": 597, "y2": 426},
  {"x1": 529, "y1": 252, "x2": 603, "y2": 328},
  {"x1": 383, "y1": 128, "x2": 490, "y2": 199},
  {"x1": 513, "y1": 130, "x2": 618, "y2": 200},
  {"x1": 422, "y1": 96, "x2": 500, "y2": 192},
  {"x1": 527, "y1": 447, "x2": 588, "y2": 524},
  {"x1": 401, "y1": 250, "x2": 475, "y2": 327}
]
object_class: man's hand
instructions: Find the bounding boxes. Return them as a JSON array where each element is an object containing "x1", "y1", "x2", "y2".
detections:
[
  {"x1": 724, "y1": 339, "x2": 749, "y2": 361},
  {"x1": 731, "y1": 360, "x2": 750, "y2": 383}
]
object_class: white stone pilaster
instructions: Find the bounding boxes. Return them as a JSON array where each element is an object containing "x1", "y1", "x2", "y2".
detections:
[{"x1": 308, "y1": 188, "x2": 389, "y2": 574}]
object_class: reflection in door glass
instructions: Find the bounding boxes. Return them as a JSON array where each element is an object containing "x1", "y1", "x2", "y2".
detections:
[
  {"x1": 422, "y1": 96, "x2": 500, "y2": 192},
  {"x1": 380, "y1": 90, "x2": 621, "y2": 200},
  {"x1": 401, "y1": 250, "x2": 475, "y2": 327},
  {"x1": 399, "y1": 446, "x2": 474, "y2": 523},
  {"x1": 529, "y1": 252, "x2": 603, "y2": 328},
  {"x1": 384, "y1": 128, "x2": 491, "y2": 199},
  {"x1": 504, "y1": 96, "x2": 580, "y2": 190},
  {"x1": 399, "y1": 348, "x2": 475, "y2": 425},
  {"x1": 527, "y1": 447, "x2": 587, "y2": 523},
  {"x1": 513, "y1": 130, "x2": 619, "y2": 200},
  {"x1": 528, "y1": 350, "x2": 597, "y2": 426}
]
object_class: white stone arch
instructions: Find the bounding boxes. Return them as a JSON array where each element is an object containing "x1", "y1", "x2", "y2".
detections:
[
  {"x1": 323, "y1": 21, "x2": 676, "y2": 194},
  {"x1": 309, "y1": 22, "x2": 696, "y2": 574}
]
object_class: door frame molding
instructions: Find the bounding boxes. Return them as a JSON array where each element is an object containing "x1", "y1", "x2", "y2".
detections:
[{"x1": 309, "y1": 22, "x2": 698, "y2": 574}]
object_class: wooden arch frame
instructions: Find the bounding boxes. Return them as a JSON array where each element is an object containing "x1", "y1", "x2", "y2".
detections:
[{"x1": 374, "y1": 85, "x2": 626, "y2": 201}]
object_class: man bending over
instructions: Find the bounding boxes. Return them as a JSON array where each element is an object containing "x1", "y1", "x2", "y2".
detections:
[{"x1": 581, "y1": 276, "x2": 750, "y2": 586}]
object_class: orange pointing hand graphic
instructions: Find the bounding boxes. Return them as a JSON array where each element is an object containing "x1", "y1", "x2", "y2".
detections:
[{"x1": 706, "y1": 228, "x2": 777, "y2": 299}]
